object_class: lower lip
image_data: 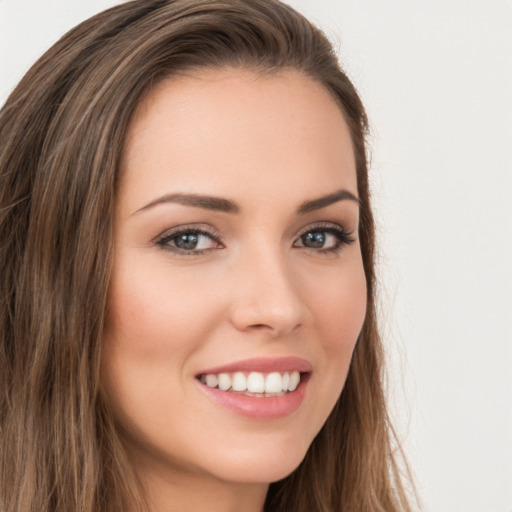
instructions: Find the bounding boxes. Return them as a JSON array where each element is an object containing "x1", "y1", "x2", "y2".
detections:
[{"x1": 197, "y1": 374, "x2": 310, "y2": 419}]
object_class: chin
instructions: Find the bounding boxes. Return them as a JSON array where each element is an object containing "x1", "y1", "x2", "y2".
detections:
[{"x1": 203, "y1": 437, "x2": 311, "y2": 485}]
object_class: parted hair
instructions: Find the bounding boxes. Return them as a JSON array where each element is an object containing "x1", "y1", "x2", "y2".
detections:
[{"x1": 0, "y1": 1, "x2": 415, "y2": 510}]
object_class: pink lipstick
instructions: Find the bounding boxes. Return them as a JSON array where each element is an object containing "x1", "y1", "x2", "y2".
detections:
[{"x1": 196, "y1": 357, "x2": 312, "y2": 419}]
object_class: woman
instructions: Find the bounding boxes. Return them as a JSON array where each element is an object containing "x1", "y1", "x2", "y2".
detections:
[{"x1": 0, "y1": 1, "x2": 415, "y2": 510}]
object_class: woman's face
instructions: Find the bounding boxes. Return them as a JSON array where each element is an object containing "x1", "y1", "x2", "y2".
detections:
[{"x1": 102, "y1": 69, "x2": 367, "y2": 489}]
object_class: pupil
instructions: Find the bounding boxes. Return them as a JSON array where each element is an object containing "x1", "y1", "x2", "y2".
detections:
[
  {"x1": 303, "y1": 231, "x2": 325, "y2": 248},
  {"x1": 176, "y1": 233, "x2": 198, "y2": 250}
]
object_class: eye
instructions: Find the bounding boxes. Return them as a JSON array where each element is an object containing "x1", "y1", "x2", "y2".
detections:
[
  {"x1": 294, "y1": 224, "x2": 355, "y2": 254},
  {"x1": 156, "y1": 227, "x2": 222, "y2": 254}
]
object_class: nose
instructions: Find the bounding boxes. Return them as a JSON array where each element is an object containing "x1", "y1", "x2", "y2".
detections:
[{"x1": 229, "y1": 249, "x2": 307, "y2": 337}]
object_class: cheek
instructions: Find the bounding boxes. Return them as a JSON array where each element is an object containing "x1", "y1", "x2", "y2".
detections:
[
  {"x1": 100, "y1": 256, "x2": 224, "y2": 429},
  {"x1": 305, "y1": 255, "x2": 367, "y2": 411},
  {"x1": 284, "y1": 253, "x2": 367, "y2": 445},
  {"x1": 310, "y1": 260, "x2": 367, "y2": 352},
  {"x1": 104, "y1": 256, "x2": 221, "y2": 361}
]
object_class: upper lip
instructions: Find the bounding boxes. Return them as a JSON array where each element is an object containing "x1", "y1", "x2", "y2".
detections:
[{"x1": 197, "y1": 357, "x2": 312, "y2": 376}]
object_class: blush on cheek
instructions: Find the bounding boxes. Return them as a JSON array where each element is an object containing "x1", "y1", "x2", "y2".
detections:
[{"x1": 319, "y1": 273, "x2": 367, "y2": 347}]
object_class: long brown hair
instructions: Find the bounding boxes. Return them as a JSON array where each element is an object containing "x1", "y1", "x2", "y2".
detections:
[{"x1": 0, "y1": 1, "x2": 416, "y2": 510}]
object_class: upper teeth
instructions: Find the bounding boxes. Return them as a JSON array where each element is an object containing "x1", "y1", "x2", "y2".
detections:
[{"x1": 201, "y1": 371, "x2": 301, "y2": 394}]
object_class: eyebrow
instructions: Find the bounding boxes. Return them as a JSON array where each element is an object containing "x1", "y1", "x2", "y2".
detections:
[
  {"x1": 133, "y1": 189, "x2": 359, "y2": 216},
  {"x1": 296, "y1": 189, "x2": 359, "y2": 214},
  {"x1": 134, "y1": 193, "x2": 240, "y2": 214}
]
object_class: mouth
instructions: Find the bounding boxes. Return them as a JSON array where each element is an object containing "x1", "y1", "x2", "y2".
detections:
[
  {"x1": 195, "y1": 357, "x2": 312, "y2": 418},
  {"x1": 196, "y1": 370, "x2": 309, "y2": 397}
]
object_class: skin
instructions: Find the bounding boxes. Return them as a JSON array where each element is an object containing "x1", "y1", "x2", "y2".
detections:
[{"x1": 102, "y1": 68, "x2": 367, "y2": 512}]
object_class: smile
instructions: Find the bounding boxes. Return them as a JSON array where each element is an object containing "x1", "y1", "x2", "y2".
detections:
[
  {"x1": 198, "y1": 371, "x2": 302, "y2": 396},
  {"x1": 196, "y1": 357, "x2": 312, "y2": 419}
]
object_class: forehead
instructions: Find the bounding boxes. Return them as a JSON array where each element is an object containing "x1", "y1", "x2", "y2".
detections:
[{"x1": 119, "y1": 68, "x2": 357, "y2": 213}]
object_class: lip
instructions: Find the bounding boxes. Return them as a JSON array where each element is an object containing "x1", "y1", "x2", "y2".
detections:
[
  {"x1": 196, "y1": 357, "x2": 312, "y2": 419},
  {"x1": 196, "y1": 356, "x2": 312, "y2": 375}
]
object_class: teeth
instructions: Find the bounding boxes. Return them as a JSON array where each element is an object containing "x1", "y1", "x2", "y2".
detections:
[
  {"x1": 232, "y1": 372, "x2": 247, "y2": 391},
  {"x1": 288, "y1": 371, "x2": 300, "y2": 391},
  {"x1": 217, "y1": 373, "x2": 231, "y2": 391},
  {"x1": 265, "y1": 372, "x2": 283, "y2": 393},
  {"x1": 281, "y1": 372, "x2": 290, "y2": 392},
  {"x1": 247, "y1": 372, "x2": 265, "y2": 393},
  {"x1": 205, "y1": 374, "x2": 218, "y2": 388},
  {"x1": 201, "y1": 370, "x2": 303, "y2": 395}
]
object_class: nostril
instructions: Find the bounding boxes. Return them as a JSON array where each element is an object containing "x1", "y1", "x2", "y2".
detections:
[{"x1": 229, "y1": 286, "x2": 306, "y2": 336}]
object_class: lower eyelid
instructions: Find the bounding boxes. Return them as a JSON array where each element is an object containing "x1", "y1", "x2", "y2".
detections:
[
  {"x1": 155, "y1": 224, "x2": 354, "y2": 254},
  {"x1": 294, "y1": 226, "x2": 355, "y2": 253},
  {"x1": 155, "y1": 230, "x2": 219, "y2": 251}
]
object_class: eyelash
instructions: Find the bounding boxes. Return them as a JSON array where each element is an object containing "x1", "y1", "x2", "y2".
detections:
[
  {"x1": 294, "y1": 223, "x2": 355, "y2": 254},
  {"x1": 155, "y1": 226, "x2": 222, "y2": 255},
  {"x1": 155, "y1": 223, "x2": 355, "y2": 256}
]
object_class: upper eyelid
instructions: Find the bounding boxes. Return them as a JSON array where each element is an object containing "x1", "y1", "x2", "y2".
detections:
[
  {"x1": 294, "y1": 223, "x2": 354, "y2": 245},
  {"x1": 155, "y1": 227, "x2": 222, "y2": 255},
  {"x1": 156, "y1": 221, "x2": 351, "y2": 240},
  {"x1": 158, "y1": 220, "x2": 352, "y2": 236},
  {"x1": 154, "y1": 223, "x2": 222, "y2": 243},
  {"x1": 295, "y1": 221, "x2": 353, "y2": 237}
]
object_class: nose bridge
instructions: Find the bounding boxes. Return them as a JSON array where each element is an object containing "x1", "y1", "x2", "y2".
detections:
[{"x1": 230, "y1": 242, "x2": 306, "y2": 336}]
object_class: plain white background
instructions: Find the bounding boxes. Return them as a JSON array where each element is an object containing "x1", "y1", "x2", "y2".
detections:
[{"x1": 1, "y1": 1, "x2": 511, "y2": 511}]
